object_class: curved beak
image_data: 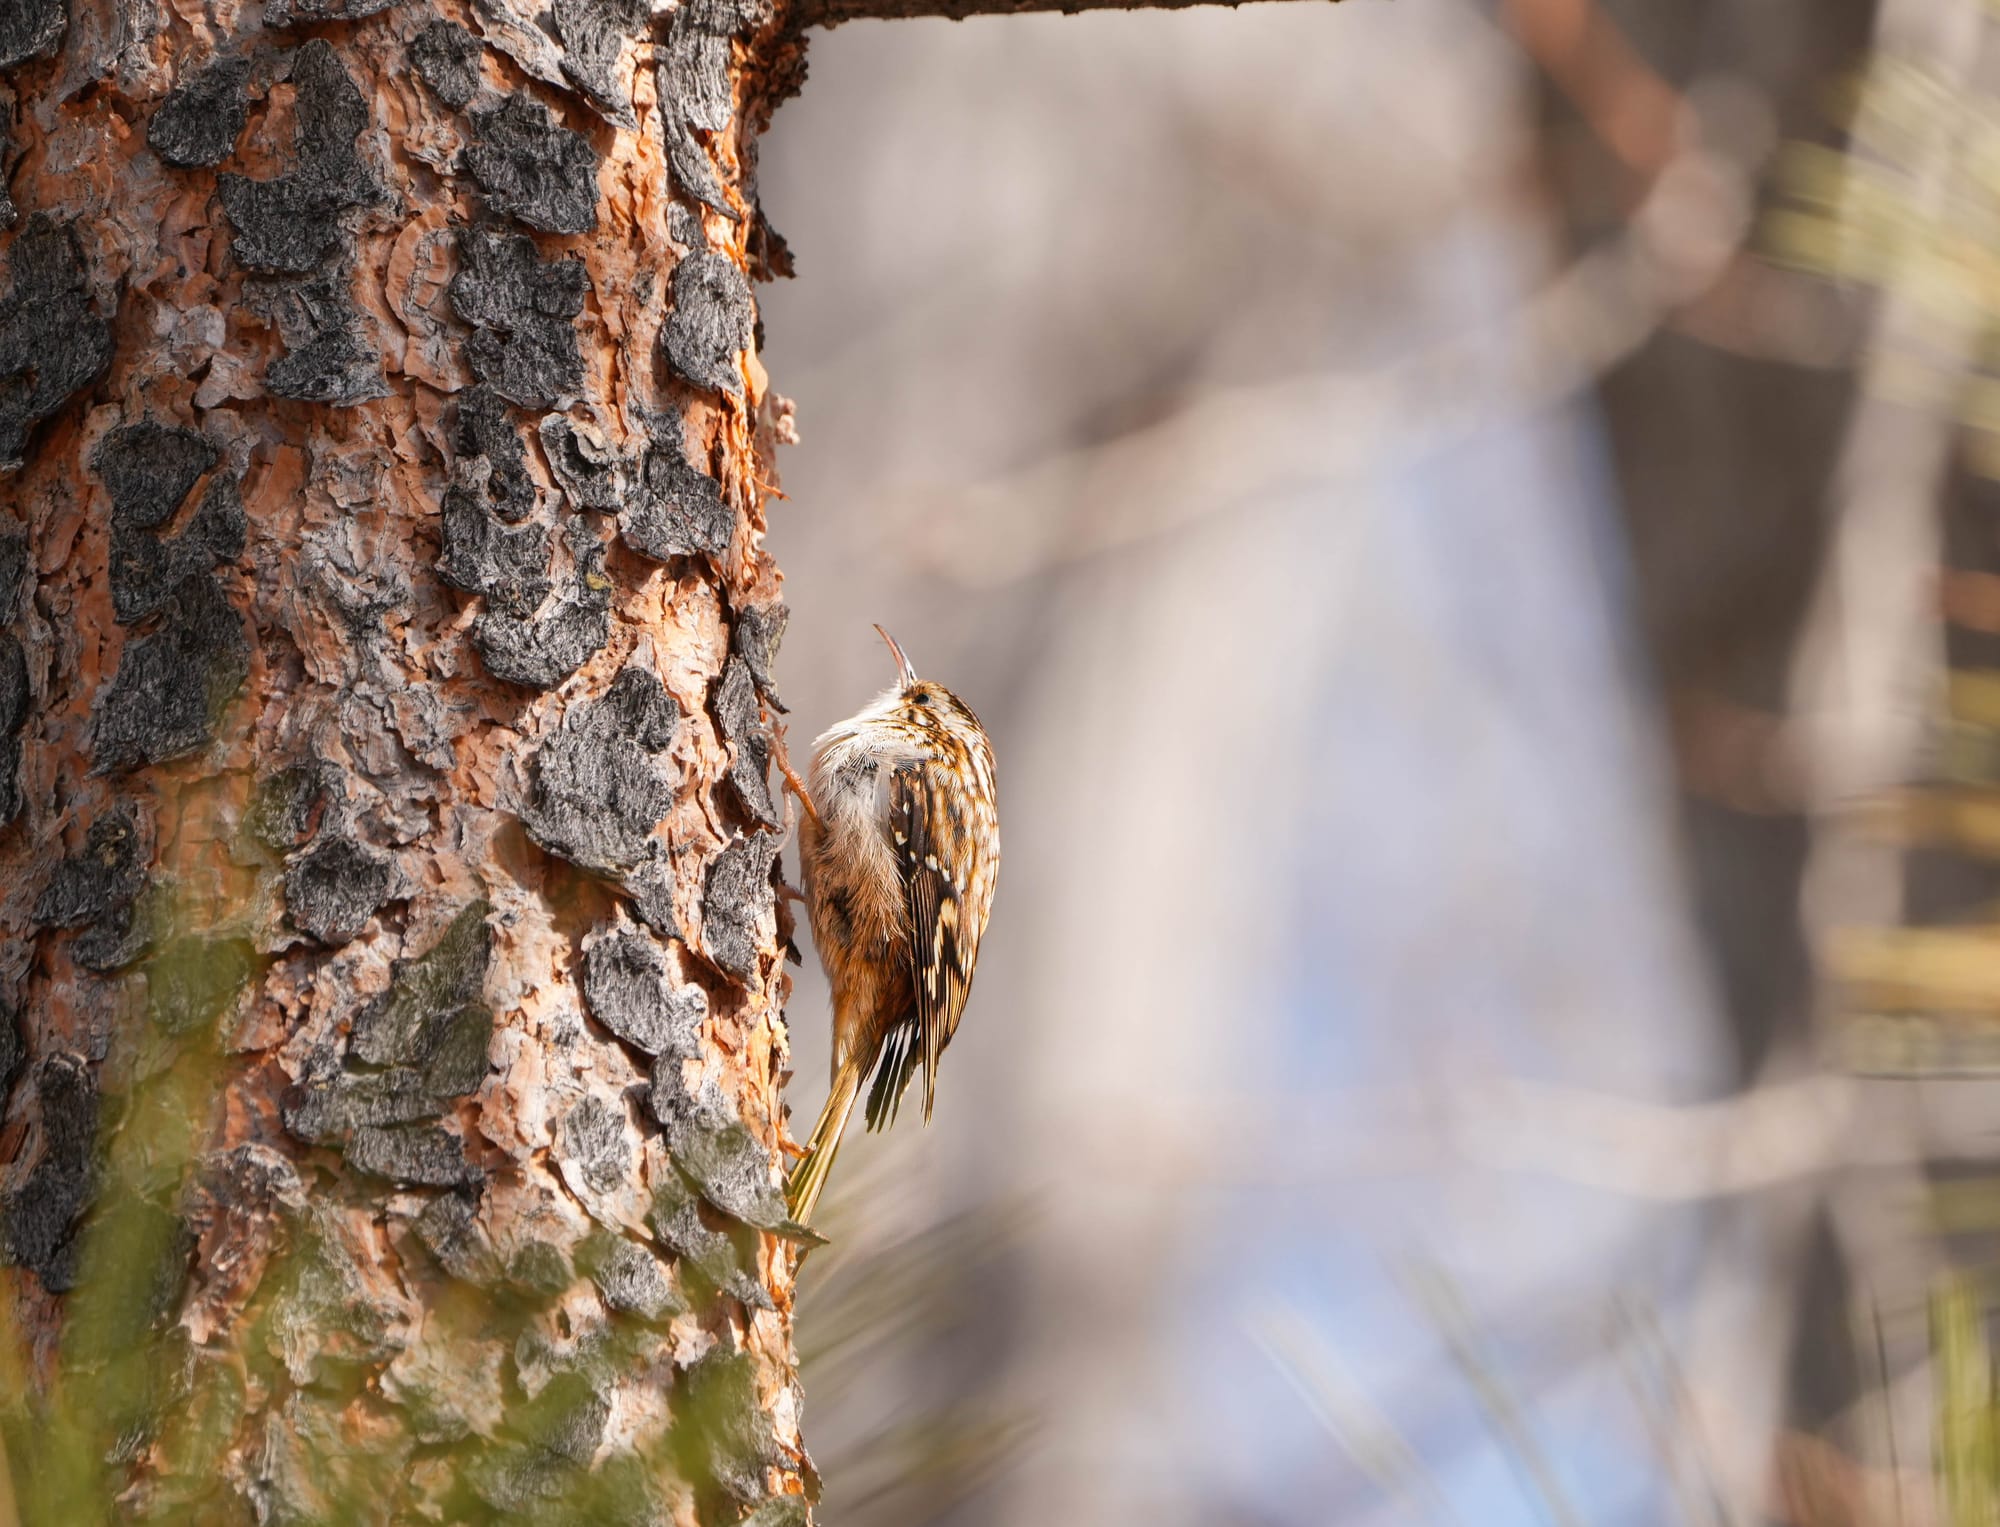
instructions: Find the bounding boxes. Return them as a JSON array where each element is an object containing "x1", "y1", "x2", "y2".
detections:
[{"x1": 874, "y1": 624, "x2": 918, "y2": 688}]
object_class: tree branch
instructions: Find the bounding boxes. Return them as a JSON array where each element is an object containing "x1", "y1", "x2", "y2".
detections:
[{"x1": 798, "y1": 0, "x2": 1340, "y2": 29}]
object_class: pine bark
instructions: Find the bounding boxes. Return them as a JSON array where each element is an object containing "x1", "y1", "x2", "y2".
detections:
[{"x1": 0, "y1": 0, "x2": 815, "y2": 1520}]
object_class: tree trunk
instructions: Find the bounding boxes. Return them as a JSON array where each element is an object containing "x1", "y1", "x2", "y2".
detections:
[{"x1": 0, "y1": 0, "x2": 817, "y2": 1519}]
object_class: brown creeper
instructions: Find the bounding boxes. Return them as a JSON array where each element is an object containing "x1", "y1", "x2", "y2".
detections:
[{"x1": 785, "y1": 627, "x2": 1000, "y2": 1226}]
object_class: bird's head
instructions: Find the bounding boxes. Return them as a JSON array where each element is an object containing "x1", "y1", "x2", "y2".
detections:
[{"x1": 866, "y1": 625, "x2": 986, "y2": 746}]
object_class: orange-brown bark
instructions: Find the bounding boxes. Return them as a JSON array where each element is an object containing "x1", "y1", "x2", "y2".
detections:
[{"x1": 0, "y1": 0, "x2": 813, "y2": 1518}]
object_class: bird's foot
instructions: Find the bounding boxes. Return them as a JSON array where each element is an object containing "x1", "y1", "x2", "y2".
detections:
[{"x1": 772, "y1": 720, "x2": 822, "y2": 830}]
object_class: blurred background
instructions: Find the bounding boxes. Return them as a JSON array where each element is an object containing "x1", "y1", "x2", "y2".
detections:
[{"x1": 757, "y1": 0, "x2": 1998, "y2": 1521}]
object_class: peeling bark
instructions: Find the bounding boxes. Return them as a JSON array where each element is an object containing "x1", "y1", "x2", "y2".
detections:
[{"x1": 0, "y1": 0, "x2": 812, "y2": 1519}]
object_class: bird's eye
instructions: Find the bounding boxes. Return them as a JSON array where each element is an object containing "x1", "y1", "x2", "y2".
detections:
[{"x1": 910, "y1": 692, "x2": 931, "y2": 707}]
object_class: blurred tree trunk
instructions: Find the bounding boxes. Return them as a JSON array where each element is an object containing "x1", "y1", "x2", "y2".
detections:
[
  {"x1": 1527, "y1": 0, "x2": 1900, "y2": 1499},
  {"x1": 0, "y1": 0, "x2": 818, "y2": 1519}
]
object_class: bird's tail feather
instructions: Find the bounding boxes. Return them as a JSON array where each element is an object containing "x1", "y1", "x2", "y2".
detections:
[
  {"x1": 787, "y1": 1061, "x2": 863, "y2": 1226},
  {"x1": 865, "y1": 1024, "x2": 919, "y2": 1132}
]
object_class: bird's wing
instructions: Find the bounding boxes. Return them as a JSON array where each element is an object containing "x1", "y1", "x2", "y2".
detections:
[{"x1": 889, "y1": 758, "x2": 985, "y2": 1123}]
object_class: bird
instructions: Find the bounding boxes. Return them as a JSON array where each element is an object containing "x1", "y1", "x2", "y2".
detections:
[{"x1": 783, "y1": 626, "x2": 999, "y2": 1227}]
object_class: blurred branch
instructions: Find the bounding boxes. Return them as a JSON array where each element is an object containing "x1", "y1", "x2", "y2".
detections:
[
  {"x1": 1499, "y1": 0, "x2": 1682, "y2": 182},
  {"x1": 1608, "y1": 1299, "x2": 1731, "y2": 1527},
  {"x1": 1870, "y1": 1297, "x2": 1909, "y2": 1527},
  {"x1": 1249, "y1": 1305, "x2": 1463, "y2": 1525},
  {"x1": 792, "y1": 1180, "x2": 1034, "y2": 1523},
  {"x1": 1421, "y1": 1073, "x2": 1858, "y2": 1201},
  {"x1": 797, "y1": 0, "x2": 1342, "y2": 28},
  {"x1": 1667, "y1": 691, "x2": 1813, "y2": 816},
  {"x1": 1405, "y1": 1261, "x2": 1585, "y2": 1527},
  {"x1": 885, "y1": 116, "x2": 1756, "y2": 586},
  {"x1": 1787, "y1": 0, "x2": 1991, "y2": 816},
  {"x1": 1102, "y1": 1072, "x2": 1879, "y2": 1200},
  {"x1": 820, "y1": 1407, "x2": 1033, "y2": 1527}
]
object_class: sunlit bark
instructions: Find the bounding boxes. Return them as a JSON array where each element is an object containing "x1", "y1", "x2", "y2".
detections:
[{"x1": 0, "y1": 0, "x2": 814, "y2": 1517}]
